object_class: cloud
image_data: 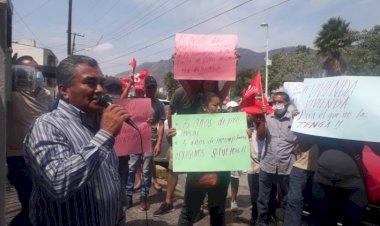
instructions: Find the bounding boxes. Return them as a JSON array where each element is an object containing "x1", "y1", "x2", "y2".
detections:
[{"x1": 91, "y1": 42, "x2": 113, "y2": 52}]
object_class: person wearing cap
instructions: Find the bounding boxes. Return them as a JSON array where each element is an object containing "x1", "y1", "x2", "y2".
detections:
[{"x1": 126, "y1": 75, "x2": 166, "y2": 211}]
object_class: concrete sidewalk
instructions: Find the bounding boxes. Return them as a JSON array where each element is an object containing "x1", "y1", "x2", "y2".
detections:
[{"x1": 125, "y1": 171, "x2": 254, "y2": 226}]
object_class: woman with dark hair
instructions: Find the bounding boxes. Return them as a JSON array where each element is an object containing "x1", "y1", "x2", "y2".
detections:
[{"x1": 167, "y1": 93, "x2": 231, "y2": 225}]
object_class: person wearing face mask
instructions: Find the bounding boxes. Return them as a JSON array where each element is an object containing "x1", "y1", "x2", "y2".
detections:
[
  {"x1": 256, "y1": 92, "x2": 300, "y2": 226},
  {"x1": 6, "y1": 55, "x2": 52, "y2": 226}
]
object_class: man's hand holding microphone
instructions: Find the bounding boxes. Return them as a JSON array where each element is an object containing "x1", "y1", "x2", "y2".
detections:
[{"x1": 101, "y1": 103, "x2": 131, "y2": 137}]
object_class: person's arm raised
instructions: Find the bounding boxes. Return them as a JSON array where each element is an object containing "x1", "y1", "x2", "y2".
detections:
[
  {"x1": 120, "y1": 73, "x2": 134, "y2": 99},
  {"x1": 179, "y1": 80, "x2": 197, "y2": 102},
  {"x1": 218, "y1": 81, "x2": 234, "y2": 101}
]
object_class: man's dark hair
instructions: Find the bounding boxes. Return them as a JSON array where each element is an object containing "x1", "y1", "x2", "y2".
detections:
[
  {"x1": 15, "y1": 55, "x2": 35, "y2": 65},
  {"x1": 273, "y1": 91, "x2": 290, "y2": 102},
  {"x1": 57, "y1": 55, "x2": 99, "y2": 88}
]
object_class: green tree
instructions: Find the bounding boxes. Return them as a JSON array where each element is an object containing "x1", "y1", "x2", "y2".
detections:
[
  {"x1": 347, "y1": 25, "x2": 380, "y2": 76},
  {"x1": 269, "y1": 46, "x2": 320, "y2": 92},
  {"x1": 163, "y1": 72, "x2": 179, "y2": 100},
  {"x1": 314, "y1": 17, "x2": 355, "y2": 76}
]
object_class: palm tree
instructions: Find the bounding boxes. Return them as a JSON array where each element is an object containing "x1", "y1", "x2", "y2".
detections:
[{"x1": 314, "y1": 17, "x2": 354, "y2": 76}]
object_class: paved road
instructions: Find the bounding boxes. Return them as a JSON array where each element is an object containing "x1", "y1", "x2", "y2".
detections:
[
  {"x1": 126, "y1": 171, "x2": 254, "y2": 226},
  {"x1": 6, "y1": 169, "x2": 379, "y2": 225}
]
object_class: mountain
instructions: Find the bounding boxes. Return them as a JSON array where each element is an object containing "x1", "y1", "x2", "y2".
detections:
[{"x1": 115, "y1": 46, "x2": 296, "y2": 88}]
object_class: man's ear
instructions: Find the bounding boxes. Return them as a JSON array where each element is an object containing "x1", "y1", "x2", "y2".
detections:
[{"x1": 59, "y1": 84, "x2": 69, "y2": 101}]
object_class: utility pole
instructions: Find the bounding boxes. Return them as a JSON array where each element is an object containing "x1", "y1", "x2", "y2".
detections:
[
  {"x1": 71, "y1": 33, "x2": 85, "y2": 54},
  {"x1": 67, "y1": 0, "x2": 72, "y2": 56}
]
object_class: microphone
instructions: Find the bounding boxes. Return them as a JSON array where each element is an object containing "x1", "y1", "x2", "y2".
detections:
[{"x1": 98, "y1": 94, "x2": 138, "y2": 130}]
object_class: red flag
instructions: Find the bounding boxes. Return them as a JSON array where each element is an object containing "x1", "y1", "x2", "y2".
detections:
[
  {"x1": 129, "y1": 58, "x2": 136, "y2": 72},
  {"x1": 241, "y1": 88, "x2": 247, "y2": 97},
  {"x1": 240, "y1": 96, "x2": 273, "y2": 114},
  {"x1": 245, "y1": 68, "x2": 263, "y2": 98},
  {"x1": 239, "y1": 68, "x2": 262, "y2": 108},
  {"x1": 120, "y1": 68, "x2": 149, "y2": 89}
]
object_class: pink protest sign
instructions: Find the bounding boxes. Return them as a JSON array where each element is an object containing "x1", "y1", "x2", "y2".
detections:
[
  {"x1": 113, "y1": 98, "x2": 152, "y2": 156},
  {"x1": 174, "y1": 33, "x2": 238, "y2": 81}
]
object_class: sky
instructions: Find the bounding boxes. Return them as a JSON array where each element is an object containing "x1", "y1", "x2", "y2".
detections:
[{"x1": 11, "y1": 0, "x2": 380, "y2": 76}]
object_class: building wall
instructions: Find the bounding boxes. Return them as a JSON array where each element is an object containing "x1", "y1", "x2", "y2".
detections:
[
  {"x1": 12, "y1": 43, "x2": 46, "y2": 65},
  {"x1": 0, "y1": 1, "x2": 12, "y2": 225},
  {"x1": 12, "y1": 42, "x2": 58, "y2": 97}
]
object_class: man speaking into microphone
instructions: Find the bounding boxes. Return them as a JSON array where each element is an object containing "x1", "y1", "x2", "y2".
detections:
[{"x1": 24, "y1": 55, "x2": 130, "y2": 226}]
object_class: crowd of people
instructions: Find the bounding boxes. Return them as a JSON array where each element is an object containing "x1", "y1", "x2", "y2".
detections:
[{"x1": 6, "y1": 54, "x2": 379, "y2": 226}]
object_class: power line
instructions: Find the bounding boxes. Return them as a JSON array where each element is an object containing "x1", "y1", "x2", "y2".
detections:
[
  {"x1": 14, "y1": 9, "x2": 46, "y2": 47},
  {"x1": 99, "y1": 0, "x2": 169, "y2": 40},
  {"x1": 100, "y1": 0, "x2": 291, "y2": 69},
  {"x1": 104, "y1": 0, "x2": 174, "y2": 42},
  {"x1": 14, "y1": 0, "x2": 51, "y2": 24},
  {"x1": 75, "y1": 0, "x2": 101, "y2": 28},
  {"x1": 117, "y1": 1, "x2": 239, "y2": 61},
  {"x1": 109, "y1": 0, "x2": 190, "y2": 43},
  {"x1": 80, "y1": 0, "x2": 122, "y2": 31},
  {"x1": 101, "y1": 0, "x2": 255, "y2": 63},
  {"x1": 208, "y1": 0, "x2": 290, "y2": 34}
]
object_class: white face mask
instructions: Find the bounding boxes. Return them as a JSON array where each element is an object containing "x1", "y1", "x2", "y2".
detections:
[{"x1": 273, "y1": 103, "x2": 286, "y2": 115}]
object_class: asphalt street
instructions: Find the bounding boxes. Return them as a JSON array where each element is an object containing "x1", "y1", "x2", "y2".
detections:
[{"x1": 125, "y1": 170, "x2": 255, "y2": 226}]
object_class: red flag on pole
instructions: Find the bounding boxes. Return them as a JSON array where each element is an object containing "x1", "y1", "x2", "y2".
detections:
[
  {"x1": 239, "y1": 68, "x2": 262, "y2": 108},
  {"x1": 239, "y1": 68, "x2": 273, "y2": 114},
  {"x1": 129, "y1": 58, "x2": 136, "y2": 73},
  {"x1": 241, "y1": 88, "x2": 247, "y2": 97},
  {"x1": 120, "y1": 68, "x2": 150, "y2": 90},
  {"x1": 245, "y1": 68, "x2": 263, "y2": 97}
]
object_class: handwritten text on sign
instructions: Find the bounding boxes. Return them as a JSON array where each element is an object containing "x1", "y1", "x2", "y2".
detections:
[
  {"x1": 292, "y1": 76, "x2": 380, "y2": 142},
  {"x1": 284, "y1": 82, "x2": 304, "y2": 108},
  {"x1": 172, "y1": 112, "x2": 251, "y2": 172},
  {"x1": 113, "y1": 98, "x2": 152, "y2": 156},
  {"x1": 174, "y1": 33, "x2": 238, "y2": 81}
]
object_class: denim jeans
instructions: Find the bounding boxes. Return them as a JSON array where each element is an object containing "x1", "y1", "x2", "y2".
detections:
[
  {"x1": 283, "y1": 167, "x2": 314, "y2": 226},
  {"x1": 178, "y1": 172, "x2": 230, "y2": 226},
  {"x1": 247, "y1": 173, "x2": 259, "y2": 221},
  {"x1": 257, "y1": 170, "x2": 289, "y2": 226},
  {"x1": 126, "y1": 152, "x2": 153, "y2": 198}
]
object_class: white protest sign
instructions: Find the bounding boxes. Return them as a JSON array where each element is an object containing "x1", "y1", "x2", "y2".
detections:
[
  {"x1": 292, "y1": 76, "x2": 380, "y2": 142},
  {"x1": 284, "y1": 82, "x2": 304, "y2": 108}
]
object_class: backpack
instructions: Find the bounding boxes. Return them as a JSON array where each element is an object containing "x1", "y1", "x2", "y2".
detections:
[{"x1": 353, "y1": 145, "x2": 380, "y2": 205}]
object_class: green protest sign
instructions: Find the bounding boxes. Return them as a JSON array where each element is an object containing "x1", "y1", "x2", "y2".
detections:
[{"x1": 172, "y1": 112, "x2": 251, "y2": 172}]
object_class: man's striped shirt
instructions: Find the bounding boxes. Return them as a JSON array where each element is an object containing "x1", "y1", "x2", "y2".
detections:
[{"x1": 24, "y1": 100, "x2": 123, "y2": 226}]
